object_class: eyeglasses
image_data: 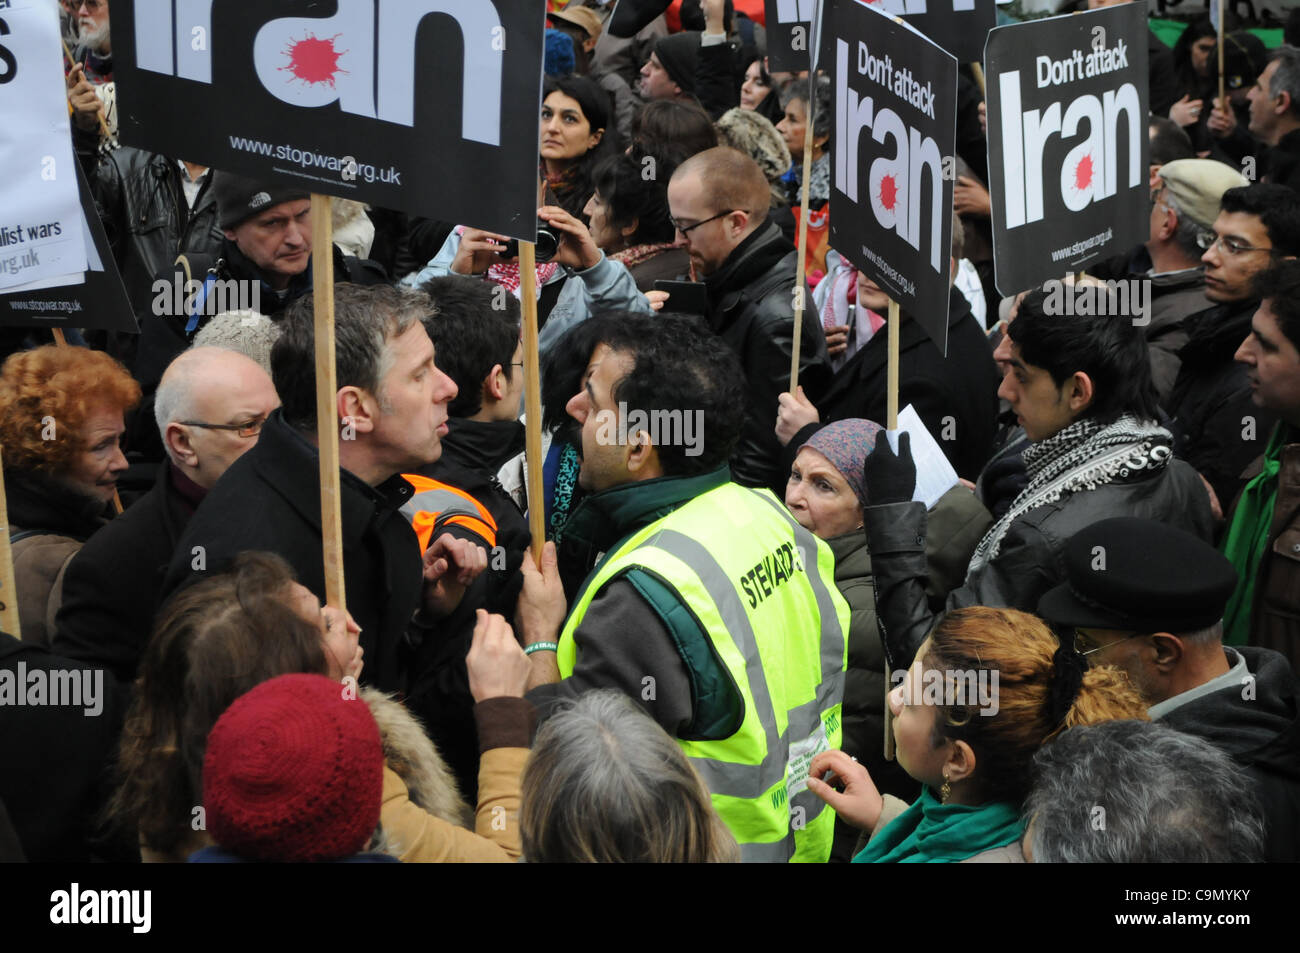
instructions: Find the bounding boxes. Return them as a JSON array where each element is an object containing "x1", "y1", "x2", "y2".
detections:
[
  {"x1": 670, "y1": 209, "x2": 744, "y2": 236},
  {"x1": 76, "y1": 0, "x2": 104, "y2": 11},
  {"x1": 1196, "y1": 232, "x2": 1280, "y2": 257},
  {"x1": 178, "y1": 416, "x2": 267, "y2": 438},
  {"x1": 1072, "y1": 628, "x2": 1147, "y2": 658}
]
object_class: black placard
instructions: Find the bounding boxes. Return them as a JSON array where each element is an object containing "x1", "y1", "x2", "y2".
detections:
[
  {"x1": 985, "y1": 4, "x2": 1149, "y2": 294},
  {"x1": 768, "y1": 0, "x2": 996, "y2": 71},
  {"x1": 111, "y1": 0, "x2": 545, "y2": 240},
  {"x1": 828, "y1": 0, "x2": 956, "y2": 354},
  {"x1": 0, "y1": 162, "x2": 136, "y2": 333}
]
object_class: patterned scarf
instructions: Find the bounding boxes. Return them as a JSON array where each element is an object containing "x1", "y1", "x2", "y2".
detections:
[
  {"x1": 611, "y1": 242, "x2": 678, "y2": 270},
  {"x1": 454, "y1": 226, "x2": 561, "y2": 298},
  {"x1": 967, "y1": 415, "x2": 1174, "y2": 575}
]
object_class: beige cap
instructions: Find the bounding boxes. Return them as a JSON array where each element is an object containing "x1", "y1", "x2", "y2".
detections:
[
  {"x1": 549, "y1": 5, "x2": 604, "y2": 39},
  {"x1": 1157, "y1": 159, "x2": 1250, "y2": 230}
]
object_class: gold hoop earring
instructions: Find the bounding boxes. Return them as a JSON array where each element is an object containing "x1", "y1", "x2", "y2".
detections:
[{"x1": 940, "y1": 771, "x2": 952, "y2": 804}]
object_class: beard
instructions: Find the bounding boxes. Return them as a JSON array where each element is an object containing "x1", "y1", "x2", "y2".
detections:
[{"x1": 78, "y1": 17, "x2": 111, "y2": 53}]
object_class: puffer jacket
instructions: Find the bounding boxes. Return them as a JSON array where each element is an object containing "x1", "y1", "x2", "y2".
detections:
[
  {"x1": 867, "y1": 452, "x2": 1216, "y2": 670},
  {"x1": 829, "y1": 485, "x2": 992, "y2": 802},
  {"x1": 5, "y1": 469, "x2": 110, "y2": 648},
  {"x1": 90, "y1": 148, "x2": 223, "y2": 329},
  {"x1": 703, "y1": 222, "x2": 831, "y2": 494}
]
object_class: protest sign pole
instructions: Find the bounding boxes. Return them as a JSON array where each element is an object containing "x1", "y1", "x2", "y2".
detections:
[
  {"x1": 886, "y1": 299, "x2": 900, "y2": 430},
  {"x1": 518, "y1": 243, "x2": 546, "y2": 562},
  {"x1": 61, "y1": 38, "x2": 113, "y2": 143},
  {"x1": 1217, "y1": 1, "x2": 1226, "y2": 108},
  {"x1": 0, "y1": 447, "x2": 20, "y2": 638},
  {"x1": 310, "y1": 194, "x2": 346, "y2": 611},
  {"x1": 970, "y1": 62, "x2": 986, "y2": 97},
  {"x1": 789, "y1": 102, "x2": 818, "y2": 392}
]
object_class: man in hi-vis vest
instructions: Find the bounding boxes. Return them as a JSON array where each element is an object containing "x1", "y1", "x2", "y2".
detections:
[{"x1": 518, "y1": 312, "x2": 849, "y2": 862}]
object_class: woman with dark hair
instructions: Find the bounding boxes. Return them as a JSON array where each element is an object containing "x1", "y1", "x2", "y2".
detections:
[
  {"x1": 739, "y1": 58, "x2": 784, "y2": 127},
  {"x1": 627, "y1": 99, "x2": 718, "y2": 173},
  {"x1": 109, "y1": 551, "x2": 533, "y2": 863},
  {"x1": 584, "y1": 153, "x2": 690, "y2": 289},
  {"x1": 541, "y1": 74, "x2": 618, "y2": 221},
  {"x1": 0, "y1": 345, "x2": 140, "y2": 645},
  {"x1": 1168, "y1": 15, "x2": 1221, "y2": 129},
  {"x1": 808, "y1": 606, "x2": 1148, "y2": 862}
]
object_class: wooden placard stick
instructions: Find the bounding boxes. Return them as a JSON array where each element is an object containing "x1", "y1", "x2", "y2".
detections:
[
  {"x1": 518, "y1": 242, "x2": 546, "y2": 562},
  {"x1": 1217, "y1": 1, "x2": 1226, "y2": 112},
  {"x1": 970, "y1": 62, "x2": 986, "y2": 97},
  {"x1": 0, "y1": 446, "x2": 21, "y2": 638},
  {"x1": 788, "y1": 85, "x2": 818, "y2": 393},
  {"x1": 310, "y1": 194, "x2": 346, "y2": 611},
  {"x1": 61, "y1": 37, "x2": 113, "y2": 142},
  {"x1": 882, "y1": 294, "x2": 902, "y2": 760}
]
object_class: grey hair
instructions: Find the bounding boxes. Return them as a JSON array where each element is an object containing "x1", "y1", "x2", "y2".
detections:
[
  {"x1": 1174, "y1": 619, "x2": 1224, "y2": 646},
  {"x1": 520, "y1": 690, "x2": 739, "y2": 863},
  {"x1": 271, "y1": 284, "x2": 427, "y2": 432},
  {"x1": 1026, "y1": 720, "x2": 1266, "y2": 862},
  {"x1": 1158, "y1": 188, "x2": 1210, "y2": 260},
  {"x1": 779, "y1": 76, "x2": 833, "y2": 143},
  {"x1": 1269, "y1": 45, "x2": 1300, "y2": 118},
  {"x1": 192, "y1": 310, "x2": 280, "y2": 376}
]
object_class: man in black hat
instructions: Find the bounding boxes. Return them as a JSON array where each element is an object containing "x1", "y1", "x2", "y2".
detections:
[
  {"x1": 1038, "y1": 516, "x2": 1300, "y2": 863},
  {"x1": 639, "y1": 31, "x2": 702, "y2": 104},
  {"x1": 129, "y1": 173, "x2": 386, "y2": 461}
]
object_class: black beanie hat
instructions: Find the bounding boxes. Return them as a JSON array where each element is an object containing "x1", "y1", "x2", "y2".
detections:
[
  {"x1": 654, "y1": 31, "x2": 702, "y2": 96},
  {"x1": 213, "y1": 172, "x2": 311, "y2": 229}
]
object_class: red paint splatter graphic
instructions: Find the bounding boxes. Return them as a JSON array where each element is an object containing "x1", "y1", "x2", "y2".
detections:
[
  {"x1": 1073, "y1": 154, "x2": 1094, "y2": 192},
  {"x1": 878, "y1": 174, "x2": 898, "y2": 212},
  {"x1": 280, "y1": 33, "x2": 348, "y2": 87}
]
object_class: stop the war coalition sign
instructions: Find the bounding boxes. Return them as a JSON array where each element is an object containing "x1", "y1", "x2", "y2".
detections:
[
  {"x1": 828, "y1": 0, "x2": 956, "y2": 353},
  {"x1": 112, "y1": 0, "x2": 545, "y2": 240},
  {"x1": 985, "y1": 4, "x2": 1149, "y2": 293}
]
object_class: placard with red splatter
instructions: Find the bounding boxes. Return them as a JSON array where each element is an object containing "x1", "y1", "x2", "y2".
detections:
[
  {"x1": 110, "y1": 0, "x2": 546, "y2": 240},
  {"x1": 827, "y1": 0, "x2": 957, "y2": 354},
  {"x1": 984, "y1": 3, "x2": 1149, "y2": 295}
]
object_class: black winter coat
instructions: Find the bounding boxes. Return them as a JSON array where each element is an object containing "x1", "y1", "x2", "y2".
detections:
[
  {"x1": 1168, "y1": 300, "x2": 1278, "y2": 509},
  {"x1": 703, "y1": 222, "x2": 831, "y2": 494},
  {"x1": 817, "y1": 286, "x2": 1001, "y2": 482},
  {"x1": 161, "y1": 411, "x2": 422, "y2": 694},
  {"x1": 53, "y1": 463, "x2": 193, "y2": 684}
]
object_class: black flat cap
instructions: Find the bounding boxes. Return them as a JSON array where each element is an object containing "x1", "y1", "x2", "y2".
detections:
[{"x1": 1038, "y1": 518, "x2": 1238, "y2": 633}]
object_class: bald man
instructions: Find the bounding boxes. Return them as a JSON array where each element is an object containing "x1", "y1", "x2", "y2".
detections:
[
  {"x1": 666, "y1": 146, "x2": 830, "y2": 491},
  {"x1": 53, "y1": 348, "x2": 279, "y2": 682}
]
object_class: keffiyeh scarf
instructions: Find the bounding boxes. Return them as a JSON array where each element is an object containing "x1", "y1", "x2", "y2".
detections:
[{"x1": 967, "y1": 415, "x2": 1174, "y2": 575}]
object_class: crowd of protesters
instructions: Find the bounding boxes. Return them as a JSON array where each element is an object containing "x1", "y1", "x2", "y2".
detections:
[{"x1": 1, "y1": 0, "x2": 1298, "y2": 865}]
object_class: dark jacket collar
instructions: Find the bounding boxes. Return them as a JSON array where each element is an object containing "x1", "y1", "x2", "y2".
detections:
[
  {"x1": 1180, "y1": 298, "x2": 1257, "y2": 366},
  {"x1": 250, "y1": 410, "x2": 413, "y2": 546},
  {"x1": 439, "y1": 418, "x2": 525, "y2": 474},
  {"x1": 3, "y1": 467, "x2": 109, "y2": 540},
  {"x1": 704, "y1": 221, "x2": 793, "y2": 306},
  {"x1": 219, "y1": 240, "x2": 318, "y2": 315}
]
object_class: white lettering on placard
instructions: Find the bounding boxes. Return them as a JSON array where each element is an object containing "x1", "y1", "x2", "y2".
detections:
[
  {"x1": 134, "y1": 0, "x2": 504, "y2": 144},
  {"x1": 834, "y1": 39, "x2": 945, "y2": 274},
  {"x1": 777, "y1": 0, "x2": 973, "y2": 20}
]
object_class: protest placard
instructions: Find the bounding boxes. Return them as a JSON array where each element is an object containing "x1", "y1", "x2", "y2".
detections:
[
  {"x1": 828, "y1": 0, "x2": 956, "y2": 355},
  {"x1": 0, "y1": 162, "x2": 136, "y2": 333},
  {"x1": 985, "y1": 4, "x2": 1149, "y2": 294},
  {"x1": 0, "y1": 0, "x2": 88, "y2": 293},
  {"x1": 768, "y1": 0, "x2": 995, "y2": 71},
  {"x1": 112, "y1": 0, "x2": 546, "y2": 240}
]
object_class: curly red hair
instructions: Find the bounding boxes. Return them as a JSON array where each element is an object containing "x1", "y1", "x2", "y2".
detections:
[{"x1": 0, "y1": 345, "x2": 140, "y2": 476}]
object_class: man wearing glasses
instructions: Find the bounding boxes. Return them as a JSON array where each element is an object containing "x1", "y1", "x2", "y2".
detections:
[
  {"x1": 1038, "y1": 517, "x2": 1300, "y2": 862},
  {"x1": 1166, "y1": 183, "x2": 1300, "y2": 512},
  {"x1": 54, "y1": 348, "x2": 279, "y2": 684},
  {"x1": 1143, "y1": 159, "x2": 1247, "y2": 405},
  {"x1": 665, "y1": 146, "x2": 830, "y2": 493}
]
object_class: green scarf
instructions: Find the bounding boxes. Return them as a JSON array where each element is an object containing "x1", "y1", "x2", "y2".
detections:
[
  {"x1": 852, "y1": 787, "x2": 1025, "y2": 863},
  {"x1": 1221, "y1": 424, "x2": 1289, "y2": 646}
]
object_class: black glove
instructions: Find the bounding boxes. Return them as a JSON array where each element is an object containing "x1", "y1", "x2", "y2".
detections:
[{"x1": 865, "y1": 432, "x2": 916, "y2": 506}]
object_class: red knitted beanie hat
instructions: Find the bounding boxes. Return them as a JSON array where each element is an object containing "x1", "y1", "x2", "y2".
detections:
[{"x1": 203, "y1": 673, "x2": 384, "y2": 862}]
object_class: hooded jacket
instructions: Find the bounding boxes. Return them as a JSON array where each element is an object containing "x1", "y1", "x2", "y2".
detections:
[{"x1": 1157, "y1": 646, "x2": 1300, "y2": 863}]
